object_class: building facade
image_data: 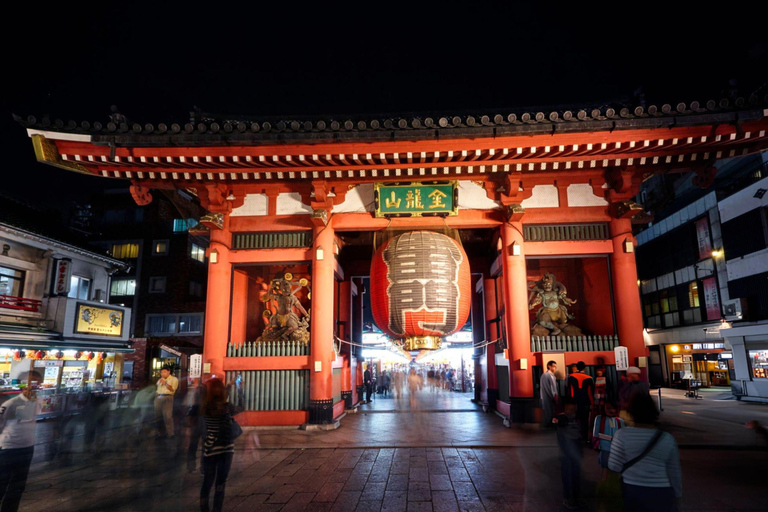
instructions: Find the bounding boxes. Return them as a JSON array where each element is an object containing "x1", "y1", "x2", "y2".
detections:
[{"x1": 18, "y1": 97, "x2": 768, "y2": 425}]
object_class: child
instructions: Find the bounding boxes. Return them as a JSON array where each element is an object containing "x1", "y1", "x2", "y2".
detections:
[
  {"x1": 553, "y1": 402, "x2": 584, "y2": 510},
  {"x1": 592, "y1": 400, "x2": 624, "y2": 480}
]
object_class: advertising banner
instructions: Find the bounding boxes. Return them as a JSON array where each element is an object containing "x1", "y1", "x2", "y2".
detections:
[
  {"x1": 695, "y1": 218, "x2": 712, "y2": 260},
  {"x1": 54, "y1": 259, "x2": 72, "y2": 296},
  {"x1": 614, "y1": 346, "x2": 629, "y2": 371},
  {"x1": 702, "y1": 277, "x2": 720, "y2": 320},
  {"x1": 74, "y1": 303, "x2": 124, "y2": 337},
  {"x1": 189, "y1": 354, "x2": 202, "y2": 378}
]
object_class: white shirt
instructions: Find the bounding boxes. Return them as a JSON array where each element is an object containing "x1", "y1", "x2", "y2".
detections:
[
  {"x1": 156, "y1": 375, "x2": 179, "y2": 396},
  {"x1": 0, "y1": 393, "x2": 42, "y2": 449}
]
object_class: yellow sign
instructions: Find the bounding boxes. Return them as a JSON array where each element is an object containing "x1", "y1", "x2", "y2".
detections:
[{"x1": 74, "y1": 303, "x2": 124, "y2": 337}]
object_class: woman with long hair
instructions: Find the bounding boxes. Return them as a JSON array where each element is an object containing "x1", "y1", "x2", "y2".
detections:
[{"x1": 199, "y1": 378, "x2": 239, "y2": 512}]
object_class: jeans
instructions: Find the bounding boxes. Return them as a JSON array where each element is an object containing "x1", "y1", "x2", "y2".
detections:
[
  {"x1": 154, "y1": 395, "x2": 174, "y2": 436},
  {"x1": 558, "y1": 436, "x2": 583, "y2": 501},
  {"x1": 622, "y1": 483, "x2": 677, "y2": 512},
  {"x1": 0, "y1": 446, "x2": 35, "y2": 512},
  {"x1": 365, "y1": 384, "x2": 372, "y2": 402},
  {"x1": 187, "y1": 415, "x2": 204, "y2": 471},
  {"x1": 200, "y1": 452, "x2": 234, "y2": 512}
]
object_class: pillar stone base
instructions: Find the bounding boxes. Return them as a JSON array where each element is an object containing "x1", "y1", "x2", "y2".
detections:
[
  {"x1": 356, "y1": 385, "x2": 365, "y2": 404},
  {"x1": 487, "y1": 388, "x2": 499, "y2": 411},
  {"x1": 308, "y1": 398, "x2": 335, "y2": 424}
]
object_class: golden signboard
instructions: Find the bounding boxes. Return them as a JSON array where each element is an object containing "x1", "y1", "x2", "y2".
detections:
[{"x1": 74, "y1": 303, "x2": 124, "y2": 337}]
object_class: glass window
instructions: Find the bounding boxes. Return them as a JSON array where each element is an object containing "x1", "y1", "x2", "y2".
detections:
[
  {"x1": 688, "y1": 282, "x2": 700, "y2": 308},
  {"x1": 153, "y1": 240, "x2": 169, "y2": 256},
  {"x1": 749, "y1": 350, "x2": 768, "y2": 379},
  {"x1": 189, "y1": 281, "x2": 203, "y2": 298},
  {"x1": 146, "y1": 313, "x2": 203, "y2": 335},
  {"x1": 68, "y1": 276, "x2": 91, "y2": 300},
  {"x1": 111, "y1": 243, "x2": 140, "y2": 259},
  {"x1": 190, "y1": 243, "x2": 206, "y2": 263},
  {"x1": 0, "y1": 266, "x2": 25, "y2": 297},
  {"x1": 110, "y1": 279, "x2": 136, "y2": 296},
  {"x1": 149, "y1": 277, "x2": 167, "y2": 293},
  {"x1": 178, "y1": 315, "x2": 202, "y2": 333},
  {"x1": 173, "y1": 219, "x2": 199, "y2": 232}
]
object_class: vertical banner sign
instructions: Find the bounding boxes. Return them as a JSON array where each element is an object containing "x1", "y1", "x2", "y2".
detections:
[
  {"x1": 695, "y1": 218, "x2": 712, "y2": 260},
  {"x1": 54, "y1": 258, "x2": 72, "y2": 296},
  {"x1": 189, "y1": 354, "x2": 202, "y2": 379},
  {"x1": 614, "y1": 346, "x2": 629, "y2": 371},
  {"x1": 702, "y1": 277, "x2": 720, "y2": 320}
]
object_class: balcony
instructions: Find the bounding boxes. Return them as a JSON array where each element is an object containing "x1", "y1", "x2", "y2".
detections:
[{"x1": 0, "y1": 294, "x2": 42, "y2": 313}]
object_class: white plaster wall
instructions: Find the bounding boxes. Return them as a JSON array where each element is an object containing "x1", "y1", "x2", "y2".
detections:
[
  {"x1": 521, "y1": 185, "x2": 559, "y2": 208},
  {"x1": 566, "y1": 183, "x2": 608, "y2": 207},
  {"x1": 457, "y1": 181, "x2": 500, "y2": 210},
  {"x1": 276, "y1": 193, "x2": 312, "y2": 215},
  {"x1": 230, "y1": 194, "x2": 268, "y2": 217},
  {"x1": 333, "y1": 185, "x2": 374, "y2": 213}
]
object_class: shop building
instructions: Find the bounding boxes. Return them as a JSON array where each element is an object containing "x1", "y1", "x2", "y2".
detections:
[
  {"x1": 85, "y1": 189, "x2": 208, "y2": 388},
  {"x1": 17, "y1": 97, "x2": 768, "y2": 425},
  {"x1": 0, "y1": 198, "x2": 133, "y2": 413}
]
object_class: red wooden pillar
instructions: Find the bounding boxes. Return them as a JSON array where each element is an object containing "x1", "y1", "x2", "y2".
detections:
[
  {"x1": 203, "y1": 221, "x2": 232, "y2": 380},
  {"x1": 609, "y1": 217, "x2": 647, "y2": 367},
  {"x1": 230, "y1": 270, "x2": 249, "y2": 348},
  {"x1": 309, "y1": 221, "x2": 336, "y2": 424},
  {"x1": 352, "y1": 277, "x2": 364, "y2": 404},
  {"x1": 483, "y1": 276, "x2": 499, "y2": 407},
  {"x1": 500, "y1": 221, "x2": 534, "y2": 398},
  {"x1": 339, "y1": 280, "x2": 353, "y2": 408}
]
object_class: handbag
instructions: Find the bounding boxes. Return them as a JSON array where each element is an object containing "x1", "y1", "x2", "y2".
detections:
[
  {"x1": 230, "y1": 414, "x2": 243, "y2": 440},
  {"x1": 591, "y1": 415, "x2": 621, "y2": 451}
]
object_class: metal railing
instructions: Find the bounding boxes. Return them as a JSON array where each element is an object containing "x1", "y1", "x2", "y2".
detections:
[
  {"x1": 232, "y1": 231, "x2": 312, "y2": 250},
  {"x1": 530, "y1": 334, "x2": 619, "y2": 352},
  {"x1": 227, "y1": 340, "x2": 309, "y2": 357},
  {"x1": 0, "y1": 295, "x2": 42, "y2": 312},
  {"x1": 524, "y1": 223, "x2": 609, "y2": 241},
  {"x1": 227, "y1": 370, "x2": 309, "y2": 410}
]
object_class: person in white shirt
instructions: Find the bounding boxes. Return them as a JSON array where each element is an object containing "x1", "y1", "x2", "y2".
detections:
[
  {"x1": 154, "y1": 366, "x2": 179, "y2": 439},
  {"x1": 540, "y1": 360, "x2": 558, "y2": 427},
  {"x1": 0, "y1": 371, "x2": 43, "y2": 512}
]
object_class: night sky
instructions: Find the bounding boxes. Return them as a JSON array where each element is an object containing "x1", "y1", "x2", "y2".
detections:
[{"x1": 2, "y1": 2, "x2": 766, "y2": 215}]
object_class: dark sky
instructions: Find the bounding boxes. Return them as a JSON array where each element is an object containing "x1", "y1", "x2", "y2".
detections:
[{"x1": 2, "y1": 2, "x2": 766, "y2": 214}]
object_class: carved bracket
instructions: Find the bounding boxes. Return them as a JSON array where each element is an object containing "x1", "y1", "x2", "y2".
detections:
[
  {"x1": 310, "y1": 208, "x2": 330, "y2": 227},
  {"x1": 609, "y1": 200, "x2": 643, "y2": 219},
  {"x1": 129, "y1": 184, "x2": 153, "y2": 206},
  {"x1": 504, "y1": 204, "x2": 526, "y2": 222},
  {"x1": 200, "y1": 212, "x2": 224, "y2": 230}
]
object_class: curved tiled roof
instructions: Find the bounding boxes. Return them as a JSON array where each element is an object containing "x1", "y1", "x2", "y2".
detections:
[{"x1": 14, "y1": 95, "x2": 768, "y2": 146}]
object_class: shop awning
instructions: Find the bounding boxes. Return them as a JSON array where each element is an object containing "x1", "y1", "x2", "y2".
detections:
[{"x1": 0, "y1": 325, "x2": 134, "y2": 353}]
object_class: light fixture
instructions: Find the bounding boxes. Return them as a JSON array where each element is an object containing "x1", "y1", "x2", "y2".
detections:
[
  {"x1": 226, "y1": 193, "x2": 236, "y2": 201},
  {"x1": 670, "y1": 345, "x2": 680, "y2": 353},
  {"x1": 623, "y1": 238, "x2": 634, "y2": 253},
  {"x1": 511, "y1": 241, "x2": 521, "y2": 256},
  {"x1": 711, "y1": 249, "x2": 723, "y2": 259},
  {"x1": 210, "y1": 249, "x2": 218, "y2": 264},
  {"x1": 637, "y1": 279, "x2": 641, "y2": 287},
  {"x1": 316, "y1": 247, "x2": 324, "y2": 261}
]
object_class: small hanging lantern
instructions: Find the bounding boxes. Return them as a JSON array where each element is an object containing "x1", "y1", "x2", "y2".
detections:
[
  {"x1": 56, "y1": 351, "x2": 65, "y2": 359},
  {"x1": 34, "y1": 350, "x2": 46, "y2": 360},
  {"x1": 87, "y1": 352, "x2": 95, "y2": 361},
  {"x1": 74, "y1": 351, "x2": 83, "y2": 360}
]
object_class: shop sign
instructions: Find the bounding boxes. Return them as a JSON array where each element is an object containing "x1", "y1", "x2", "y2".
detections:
[
  {"x1": 53, "y1": 258, "x2": 72, "y2": 296},
  {"x1": 695, "y1": 218, "x2": 712, "y2": 260},
  {"x1": 74, "y1": 303, "x2": 124, "y2": 337},
  {"x1": 702, "y1": 277, "x2": 720, "y2": 320},
  {"x1": 34, "y1": 360, "x2": 64, "y2": 367},
  {"x1": 160, "y1": 344, "x2": 182, "y2": 357},
  {"x1": 614, "y1": 346, "x2": 629, "y2": 371},
  {"x1": 374, "y1": 181, "x2": 458, "y2": 217},
  {"x1": 189, "y1": 354, "x2": 202, "y2": 378}
]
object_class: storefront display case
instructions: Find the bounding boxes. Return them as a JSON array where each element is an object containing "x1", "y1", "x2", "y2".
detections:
[{"x1": 750, "y1": 350, "x2": 768, "y2": 379}]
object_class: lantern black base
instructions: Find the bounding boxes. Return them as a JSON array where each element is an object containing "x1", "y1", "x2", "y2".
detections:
[
  {"x1": 308, "y1": 398, "x2": 334, "y2": 424},
  {"x1": 486, "y1": 388, "x2": 499, "y2": 411},
  {"x1": 356, "y1": 385, "x2": 365, "y2": 404},
  {"x1": 341, "y1": 390, "x2": 353, "y2": 409}
]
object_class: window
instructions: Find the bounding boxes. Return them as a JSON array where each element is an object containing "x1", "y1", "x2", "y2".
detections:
[
  {"x1": 190, "y1": 243, "x2": 206, "y2": 263},
  {"x1": 688, "y1": 282, "x2": 700, "y2": 308},
  {"x1": 189, "y1": 280, "x2": 203, "y2": 298},
  {"x1": 0, "y1": 266, "x2": 25, "y2": 297},
  {"x1": 111, "y1": 243, "x2": 140, "y2": 259},
  {"x1": 153, "y1": 240, "x2": 169, "y2": 256},
  {"x1": 173, "y1": 219, "x2": 198, "y2": 232},
  {"x1": 145, "y1": 313, "x2": 204, "y2": 336},
  {"x1": 110, "y1": 279, "x2": 136, "y2": 296},
  {"x1": 68, "y1": 276, "x2": 91, "y2": 300},
  {"x1": 149, "y1": 277, "x2": 167, "y2": 293},
  {"x1": 681, "y1": 281, "x2": 703, "y2": 325}
]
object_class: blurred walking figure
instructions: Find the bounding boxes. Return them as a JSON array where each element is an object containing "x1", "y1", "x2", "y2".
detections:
[
  {"x1": 618, "y1": 367, "x2": 650, "y2": 425},
  {"x1": 393, "y1": 370, "x2": 404, "y2": 399},
  {"x1": 553, "y1": 403, "x2": 585, "y2": 510},
  {"x1": 408, "y1": 368, "x2": 422, "y2": 410},
  {"x1": 608, "y1": 393, "x2": 682, "y2": 512},
  {"x1": 540, "y1": 360, "x2": 558, "y2": 427},
  {"x1": 154, "y1": 365, "x2": 179, "y2": 439},
  {"x1": 0, "y1": 371, "x2": 43, "y2": 512},
  {"x1": 187, "y1": 378, "x2": 207, "y2": 472},
  {"x1": 381, "y1": 371, "x2": 391, "y2": 397},
  {"x1": 200, "y1": 378, "x2": 239, "y2": 512},
  {"x1": 567, "y1": 361, "x2": 594, "y2": 441},
  {"x1": 363, "y1": 367, "x2": 373, "y2": 404}
]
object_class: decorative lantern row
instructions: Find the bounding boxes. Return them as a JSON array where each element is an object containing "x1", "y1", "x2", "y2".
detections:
[{"x1": 370, "y1": 230, "x2": 471, "y2": 351}]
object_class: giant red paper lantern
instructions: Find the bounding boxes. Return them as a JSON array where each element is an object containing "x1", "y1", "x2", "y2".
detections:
[{"x1": 370, "y1": 231, "x2": 471, "y2": 351}]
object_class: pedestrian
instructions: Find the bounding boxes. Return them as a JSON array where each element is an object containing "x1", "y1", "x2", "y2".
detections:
[
  {"x1": 540, "y1": 360, "x2": 558, "y2": 427},
  {"x1": 427, "y1": 367, "x2": 436, "y2": 392},
  {"x1": 0, "y1": 371, "x2": 43, "y2": 512},
  {"x1": 553, "y1": 402, "x2": 584, "y2": 510},
  {"x1": 618, "y1": 366, "x2": 650, "y2": 425},
  {"x1": 567, "y1": 361, "x2": 594, "y2": 441},
  {"x1": 363, "y1": 367, "x2": 373, "y2": 404},
  {"x1": 407, "y1": 368, "x2": 422, "y2": 410},
  {"x1": 592, "y1": 400, "x2": 624, "y2": 480},
  {"x1": 382, "y1": 371, "x2": 391, "y2": 397},
  {"x1": 200, "y1": 378, "x2": 240, "y2": 512},
  {"x1": 608, "y1": 392, "x2": 682, "y2": 512},
  {"x1": 154, "y1": 365, "x2": 179, "y2": 439},
  {"x1": 393, "y1": 370, "x2": 404, "y2": 400},
  {"x1": 187, "y1": 378, "x2": 207, "y2": 473}
]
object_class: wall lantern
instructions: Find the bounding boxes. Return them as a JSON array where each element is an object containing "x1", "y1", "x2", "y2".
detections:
[
  {"x1": 316, "y1": 247, "x2": 324, "y2": 261},
  {"x1": 511, "y1": 241, "x2": 521, "y2": 256},
  {"x1": 209, "y1": 249, "x2": 218, "y2": 264},
  {"x1": 711, "y1": 249, "x2": 723, "y2": 259},
  {"x1": 623, "y1": 238, "x2": 634, "y2": 253},
  {"x1": 670, "y1": 345, "x2": 680, "y2": 353}
]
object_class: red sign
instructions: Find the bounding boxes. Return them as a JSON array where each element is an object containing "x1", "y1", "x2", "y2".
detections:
[
  {"x1": 54, "y1": 259, "x2": 72, "y2": 295},
  {"x1": 695, "y1": 218, "x2": 712, "y2": 260},
  {"x1": 702, "y1": 277, "x2": 720, "y2": 321}
]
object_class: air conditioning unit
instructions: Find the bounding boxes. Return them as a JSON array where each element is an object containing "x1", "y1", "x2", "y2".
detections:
[{"x1": 722, "y1": 298, "x2": 745, "y2": 321}]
